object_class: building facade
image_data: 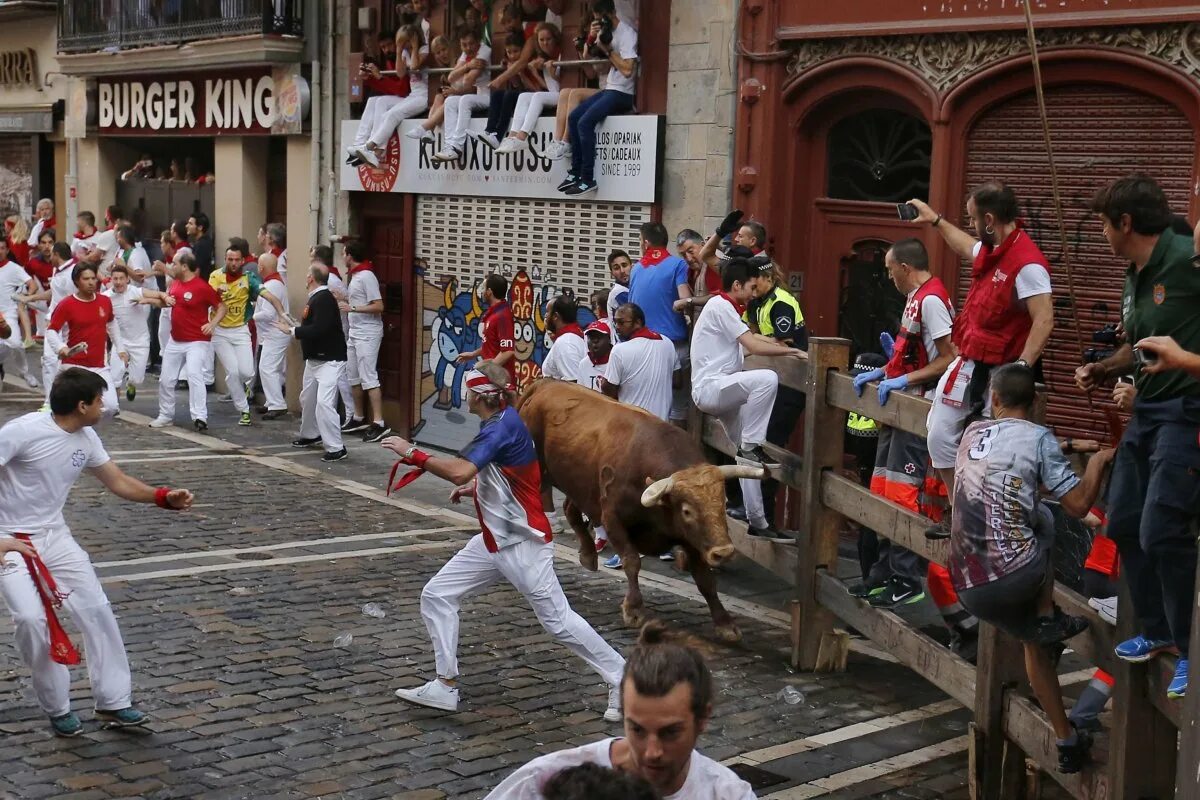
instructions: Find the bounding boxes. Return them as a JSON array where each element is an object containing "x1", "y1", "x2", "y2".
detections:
[{"x1": 736, "y1": 0, "x2": 1200, "y2": 437}]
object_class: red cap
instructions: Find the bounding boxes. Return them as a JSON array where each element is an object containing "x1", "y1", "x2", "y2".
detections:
[{"x1": 585, "y1": 320, "x2": 611, "y2": 336}]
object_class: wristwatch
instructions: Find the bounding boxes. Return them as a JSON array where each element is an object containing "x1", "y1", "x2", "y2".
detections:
[
  {"x1": 404, "y1": 445, "x2": 418, "y2": 461},
  {"x1": 1015, "y1": 358, "x2": 1030, "y2": 368}
]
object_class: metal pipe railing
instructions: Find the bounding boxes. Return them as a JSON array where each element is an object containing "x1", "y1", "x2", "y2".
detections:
[{"x1": 377, "y1": 57, "x2": 635, "y2": 77}]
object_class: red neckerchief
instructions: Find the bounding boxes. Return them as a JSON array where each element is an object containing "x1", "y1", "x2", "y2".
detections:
[
  {"x1": 482, "y1": 300, "x2": 510, "y2": 324},
  {"x1": 348, "y1": 260, "x2": 374, "y2": 278},
  {"x1": 716, "y1": 291, "x2": 747, "y2": 316},
  {"x1": 76, "y1": 228, "x2": 97, "y2": 241},
  {"x1": 225, "y1": 269, "x2": 243, "y2": 284},
  {"x1": 14, "y1": 534, "x2": 81, "y2": 665},
  {"x1": 974, "y1": 224, "x2": 1026, "y2": 278},
  {"x1": 270, "y1": 246, "x2": 284, "y2": 258},
  {"x1": 588, "y1": 351, "x2": 610, "y2": 366},
  {"x1": 43, "y1": 216, "x2": 56, "y2": 230},
  {"x1": 626, "y1": 326, "x2": 662, "y2": 341},
  {"x1": 328, "y1": 264, "x2": 342, "y2": 280},
  {"x1": 265, "y1": 272, "x2": 284, "y2": 285},
  {"x1": 640, "y1": 247, "x2": 670, "y2": 267},
  {"x1": 554, "y1": 323, "x2": 583, "y2": 340}
]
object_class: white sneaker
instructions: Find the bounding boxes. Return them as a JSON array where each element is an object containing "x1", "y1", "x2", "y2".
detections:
[
  {"x1": 359, "y1": 146, "x2": 381, "y2": 168},
  {"x1": 22, "y1": 373, "x2": 38, "y2": 389},
  {"x1": 476, "y1": 131, "x2": 501, "y2": 150},
  {"x1": 405, "y1": 127, "x2": 433, "y2": 141},
  {"x1": 395, "y1": 678, "x2": 459, "y2": 711},
  {"x1": 544, "y1": 139, "x2": 570, "y2": 161},
  {"x1": 148, "y1": 416, "x2": 173, "y2": 428},
  {"x1": 1088, "y1": 596, "x2": 1118, "y2": 626},
  {"x1": 495, "y1": 137, "x2": 524, "y2": 155},
  {"x1": 433, "y1": 148, "x2": 460, "y2": 163},
  {"x1": 604, "y1": 684, "x2": 622, "y2": 722}
]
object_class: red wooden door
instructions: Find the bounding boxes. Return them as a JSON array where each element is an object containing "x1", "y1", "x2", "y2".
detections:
[{"x1": 363, "y1": 214, "x2": 410, "y2": 430}]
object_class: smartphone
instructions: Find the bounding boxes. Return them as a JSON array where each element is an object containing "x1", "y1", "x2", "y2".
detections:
[
  {"x1": 1133, "y1": 347, "x2": 1158, "y2": 366},
  {"x1": 896, "y1": 203, "x2": 920, "y2": 221},
  {"x1": 65, "y1": 342, "x2": 88, "y2": 357}
]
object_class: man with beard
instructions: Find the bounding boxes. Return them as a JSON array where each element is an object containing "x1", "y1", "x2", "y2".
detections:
[{"x1": 908, "y1": 184, "x2": 1054, "y2": 537}]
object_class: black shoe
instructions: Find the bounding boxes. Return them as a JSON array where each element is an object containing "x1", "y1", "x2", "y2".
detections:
[
  {"x1": 748, "y1": 524, "x2": 791, "y2": 542},
  {"x1": 563, "y1": 179, "x2": 598, "y2": 196},
  {"x1": 362, "y1": 424, "x2": 393, "y2": 443},
  {"x1": 1057, "y1": 724, "x2": 1092, "y2": 774},
  {"x1": 868, "y1": 577, "x2": 925, "y2": 609},
  {"x1": 192, "y1": 419, "x2": 208, "y2": 432},
  {"x1": 255, "y1": 405, "x2": 269, "y2": 414},
  {"x1": 321, "y1": 448, "x2": 349, "y2": 462},
  {"x1": 949, "y1": 628, "x2": 979, "y2": 664},
  {"x1": 1032, "y1": 610, "x2": 1089, "y2": 646},
  {"x1": 925, "y1": 518, "x2": 951, "y2": 540},
  {"x1": 726, "y1": 506, "x2": 747, "y2": 522},
  {"x1": 205, "y1": 383, "x2": 216, "y2": 393},
  {"x1": 849, "y1": 575, "x2": 889, "y2": 599},
  {"x1": 341, "y1": 417, "x2": 369, "y2": 433},
  {"x1": 175, "y1": 380, "x2": 188, "y2": 391},
  {"x1": 292, "y1": 436, "x2": 322, "y2": 448},
  {"x1": 262, "y1": 409, "x2": 288, "y2": 420},
  {"x1": 556, "y1": 175, "x2": 579, "y2": 192},
  {"x1": 735, "y1": 445, "x2": 780, "y2": 471}
]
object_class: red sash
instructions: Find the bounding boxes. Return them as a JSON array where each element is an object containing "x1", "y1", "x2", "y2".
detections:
[
  {"x1": 626, "y1": 326, "x2": 662, "y2": 341},
  {"x1": 554, "y1": 323, "x2": 583, "y2": 339},
  {"x1": 14, "y1": 534, "x2": 81, "y2": 665}
]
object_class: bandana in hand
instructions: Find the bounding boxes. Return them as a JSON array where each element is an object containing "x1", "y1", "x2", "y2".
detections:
[{"x1": 14, "y1": 534, "x2": 80, "y2": 665}]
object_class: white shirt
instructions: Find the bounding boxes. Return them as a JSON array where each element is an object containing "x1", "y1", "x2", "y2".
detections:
[
  {"x1": 604, "y1": 21, "x2": 638, "y2": 95},
  {"x1": 606, "y1": 281, "x2": 630, "y2": 326},
  {"x1": 94, "y1": 227, "x2": 119, "y2": 275},
  {"x1": 49, "y1": 260, "x2": 77, "y2": 315},
  {"x1": 606, "y1": 333, "x2": 678, "y2": 421},
  {"x1": 541, "y1": 329, "x2": 586, "y2": 381},
  {"x1": 0, "y1": 412, "x2": 111, "y2": 534},
  {"x1": 457, "y1": 45, "x2": 493, "y2": 94},
  {"x1": 103, "y1": 285, "x2": 150, "y2": 344},
  {"x1": 405, "y1": 45, "x2": 432, "y2": 92},
  {"x1": 690, "y1": 295, "x2": 748, "y2": 389},
  {"x1": 902, "y1": 287, "x2": 954, "y2": 400},
  {"x1": 254, "y1": 273, "x2": 290, "y2": 342},
  {"x1": 970, "y1": 241, "x2": 1052, "y2": 302},
  {"x1": 576, "y1": 354, "x2": 607, "y2": 392},
  {"x1": 122, "y1": 244, "x2": 152, "y2": 287},
  {"x1": 484, "y1": 738, "x2": 755, "y2": 800},
  {"x1": 0, "y1": 260, "x2": 33, "y2": 319},
  {"x1": 346, "y1": 268, "x2": 384, "y2": 341}
]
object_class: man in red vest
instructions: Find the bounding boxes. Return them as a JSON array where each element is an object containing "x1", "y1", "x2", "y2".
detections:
[{"x1": 909, "y1": 183, "x2": 1055, "y2": 534}]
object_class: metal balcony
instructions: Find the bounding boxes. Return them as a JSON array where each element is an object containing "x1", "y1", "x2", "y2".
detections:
[{"x1": 57, "y1": 0, "x2": 303, "y2": 54}]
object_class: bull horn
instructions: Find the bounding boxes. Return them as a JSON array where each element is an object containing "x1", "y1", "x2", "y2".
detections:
[
  {"x1": 718, "y1": 464, "x2": 768, "y2": 481},
  {"x1": 641, "y1": 476, "x2": 675, "y2": 507}
]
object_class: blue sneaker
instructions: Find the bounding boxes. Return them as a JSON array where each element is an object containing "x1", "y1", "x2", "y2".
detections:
[
  {"x1": 95, "y1": 707, "x2": 148, "y2": 728},
  {"x1": 1167, "y1": 658, "x2": 1189, "y2": 699},
  {"x1": 1114, "y1": 635, "x2": 1176, "y2": 663},
  {"x1": 50, "y1": 712, "x2": 83, "y2": 737},
  {"x1": 603, "y1": 554, "x2": 622, "y2": 569}
]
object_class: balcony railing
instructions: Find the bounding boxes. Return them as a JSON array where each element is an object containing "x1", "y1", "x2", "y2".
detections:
[{"x1": 58, "y1": 0, "x2": 303, "y2": 54}]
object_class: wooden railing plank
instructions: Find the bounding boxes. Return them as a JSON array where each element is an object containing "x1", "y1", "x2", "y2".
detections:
[
  {"x1": 821, "y1": 471, "x2": 948, "y2": 564},
  {"x1": 727, "y1": 519, "x2": 798, "y2": 582},
  {"x1": 1004, "y1": 693, "x2": 1110, "y2": 800},
  {"x1": 744, "y1": 354, "x2": 808, "y2": 394}
]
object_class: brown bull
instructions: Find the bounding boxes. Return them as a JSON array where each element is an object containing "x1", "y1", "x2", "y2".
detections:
[{"x1": 518, "y1": 379, "x2": 765, "y2": 642}]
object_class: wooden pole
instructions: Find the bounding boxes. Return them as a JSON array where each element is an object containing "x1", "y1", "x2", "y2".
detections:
[
  {"x1": 972, "y1": 624, "x2": 1029, "y2": 799},
  {"x1": 792, "y1": 337, "x2": 850, "y2": 669}
]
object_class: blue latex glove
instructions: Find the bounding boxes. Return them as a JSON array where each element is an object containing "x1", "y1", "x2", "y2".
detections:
[
  {"x1": 877, "y1": 374, "x2": 909, "y2": 406},
  {"x1": 853, "y1": 367, "x2": 885, "y2": 397},
  {"x1": 880, "y1": 332, "x2": 896, "y2": 360}
]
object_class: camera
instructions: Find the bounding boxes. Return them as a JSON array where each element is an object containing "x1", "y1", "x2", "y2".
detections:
[
  {"x1": 576, "y1": 13, "x2": 614, "y2": 58},
  {"x1": 1092, "y1": 322, "x2": 1120, "y2": 346}
]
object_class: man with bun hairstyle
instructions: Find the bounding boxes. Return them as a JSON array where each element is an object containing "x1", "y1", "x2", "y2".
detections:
[
  {"x1": 382, "y1": 360, "x2": 625, "y2": 722},
  {"x1": 485, "y1": 620, "x2": 756, "y2": 799}
]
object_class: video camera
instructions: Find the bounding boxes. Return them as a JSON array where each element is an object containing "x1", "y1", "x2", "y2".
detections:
[{"x1": 1083, "y1": 322, "x2": 1121, "y2": 364}]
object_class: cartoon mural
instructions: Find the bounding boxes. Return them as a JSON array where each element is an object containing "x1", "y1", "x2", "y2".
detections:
[{"x1": 415, "y1": 265, "x2": 597, "y2": 452}]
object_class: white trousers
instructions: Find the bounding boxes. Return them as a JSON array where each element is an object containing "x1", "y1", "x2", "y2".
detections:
[
  {"x1": 0, "y1": 526, "x2": 132, "y2": 717},
  {"x1": 259, "y1": 335, "x2": 290, "y2": 411},
  {"x1": 442, "y1": 93, "x2": 491, "y2": 150},
  {"x1": 926, "y1": 356, "x2": 992, "y2": 470},
  {"x1": 421, "y1": 534, "x2": 625, "y2": 685},
  {"x1": 0, "y1": 325, "x2": 33, "y2": 380},
  {"x1": 159, "y1": 339, "x2": 212, "y2": 422},
  {"x1": 353, "y1": 95, "x2": 402, "y2": 147},
  {"x1": 694, "y1": 370, "x2": 780, "y2": 529},
  {"x1": 109, "y1": 339, "x2": 150, "y2": 387},
  {"x1": 346, "y1": 335, "x2": 382, "y2": 391},
  {"x1": 510, "y1": 90, "x2": 559, "y2": 135},
  {"x1": 53, "y1": 364, "x2": 120, "y2": 420},
  {"x1": 367, "y1": 91, "x2": 430, "y2": 149},
  {"x1": 212, "y1": 326, "x2": 254, "y2": 413},
  {"x1": 300, "y1": 359, "x2": 345, "y2": 452},
  {"x1": 156, "y1": 308, "x2": 172, "y2": 354}
]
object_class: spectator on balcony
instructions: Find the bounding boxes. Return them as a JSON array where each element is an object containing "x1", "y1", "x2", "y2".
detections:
[
  {"x1": 949, "y1": 364, "x2": 1114, "y2": 774},
  {"x1": 121, "y1": 154, "x2": 155, "y2": 181},
  {"x1": 396, "y1": 0, "x2": 433, "y2": 42},
  {"x1": 558, "y1": 0, "x2": 638, "y2": 197},
  {"x1": 351, "y1": 25, "x2": 430, "y2": 168},
  {"x1": 473, "y1": 32, "x2": 544, "y2": 150},
  {"x1": 493, "y1": 23, "x2": 562, "y2": 155},
  {"x1": 430, "y1": 26, "x2": 494, "y2": 163},
  {"x1": 404, "y1": 36, "x2": 459, "y2": 142}
]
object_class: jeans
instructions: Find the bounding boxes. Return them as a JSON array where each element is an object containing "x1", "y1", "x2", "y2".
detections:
[
  {"x1": 485, "y1": 89, "x2": 523, "y2": 136},
  {"x1": 567, "y1": 89, "x2": 635, "y2": 182}
]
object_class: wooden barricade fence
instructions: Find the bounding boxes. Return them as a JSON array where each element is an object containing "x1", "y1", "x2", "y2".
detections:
[{"x1": 698, "y1": 338, "x2": 1196, "y2": 800}]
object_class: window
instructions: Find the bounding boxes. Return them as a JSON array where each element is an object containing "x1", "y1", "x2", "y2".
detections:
[{"x1": 827, "y1": 109, "x2": 931, "y2": 203}]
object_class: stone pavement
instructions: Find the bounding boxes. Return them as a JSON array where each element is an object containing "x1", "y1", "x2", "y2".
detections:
[{"x1": 0, "y1": 375, "x2": 992, "y2": 799}]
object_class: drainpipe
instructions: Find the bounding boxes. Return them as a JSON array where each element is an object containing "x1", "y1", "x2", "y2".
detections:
[
  {"x1": 323, "y1": 0, "x2": 336, "y2": 241},
  {"x1": 308, "y1": 0, "x2": 321, "y2": 246},
  {"x1": 66, "y1": 136, "x2": 79, "y2": 227}
]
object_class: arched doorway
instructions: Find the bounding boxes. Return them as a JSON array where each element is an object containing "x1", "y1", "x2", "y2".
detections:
[{"x1": 963, "y1": 82, "x2": 1196, "y2": 437}]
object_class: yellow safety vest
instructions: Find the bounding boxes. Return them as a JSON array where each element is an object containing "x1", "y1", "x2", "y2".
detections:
[
  {"x1": 846, "y1": 411, "x2": 880, "y2": 437},
  {"x1": 746, "y1": 286, "x2": 804, "y2": 339}
]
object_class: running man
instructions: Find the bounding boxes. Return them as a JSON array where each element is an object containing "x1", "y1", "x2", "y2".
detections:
[
  {"x1": 0, "y1": 368, "x2": 194, "y2": 736},
  {"x1": 383, "y1": 361, "x2": 625, "y2": 721},
  {"x1": 45, "y1": 263, "x2": 126, "y2": 418},
  {"x1": 104, "y1": 264, "x2": 167, "y2": 402}
]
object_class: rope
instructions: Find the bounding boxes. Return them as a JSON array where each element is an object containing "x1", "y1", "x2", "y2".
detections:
[{"x1": 1021, "y1": 0, "x2": 1096, "y2": 414}]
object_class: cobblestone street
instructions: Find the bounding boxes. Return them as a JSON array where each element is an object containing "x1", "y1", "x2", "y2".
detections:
[{"x1": 0, "y1": 378, "x2": 979, "y2": 799}]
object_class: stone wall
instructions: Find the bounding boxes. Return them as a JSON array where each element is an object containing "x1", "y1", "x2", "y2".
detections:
[{"x1": 662, "y1": 0, "x2": 736, "y2": 239}]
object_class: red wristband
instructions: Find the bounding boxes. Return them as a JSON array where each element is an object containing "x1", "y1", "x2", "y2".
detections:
[
  {"x1": 409, "y1": 449, "x2": 430, "y2": 469},
  {"x1": 154, "y1": 487, "x2": 172, "y2": 509}
]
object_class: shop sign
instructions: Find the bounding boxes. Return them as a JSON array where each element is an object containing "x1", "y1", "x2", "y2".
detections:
[
  {"x1": 0, "y1": 49, "x2": 38, "y2": 88},
  {"x1": 0, "y1": 109, "x2": 53, "y2": 133},
  {"x1": 97, "y1": 69, "x2": 309, "y2": 135},
  {"x1": 339, "y1": 115, "x2": 661, "y2": 204}
]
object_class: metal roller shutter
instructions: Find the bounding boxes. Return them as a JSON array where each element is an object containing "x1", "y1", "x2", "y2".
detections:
[{"x1": 964, "y1": 84, "x2": 1195, "y2": 438}]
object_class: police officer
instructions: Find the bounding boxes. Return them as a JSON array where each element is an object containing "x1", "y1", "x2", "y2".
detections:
[
  {"x1": 845, "y1": 354, "x2": 885, "y2": 581},
  {"x1": 1075, "y1": 175, "x2": 1200, "y2": 700}
]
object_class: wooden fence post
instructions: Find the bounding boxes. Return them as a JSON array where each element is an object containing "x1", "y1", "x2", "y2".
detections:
[
  {"x1": 1108, "y1": 580, "x2": 1177, "y2": 799},
  {"x1": 792, "y1": 337, "x2": 850, "y2": 670},
  {"x1": 1175, "y1": 549, "x2": 1200, "y2": 797},
  {"x1": 972, "y1": 624, "x2": 1028, "y2": 799}
]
